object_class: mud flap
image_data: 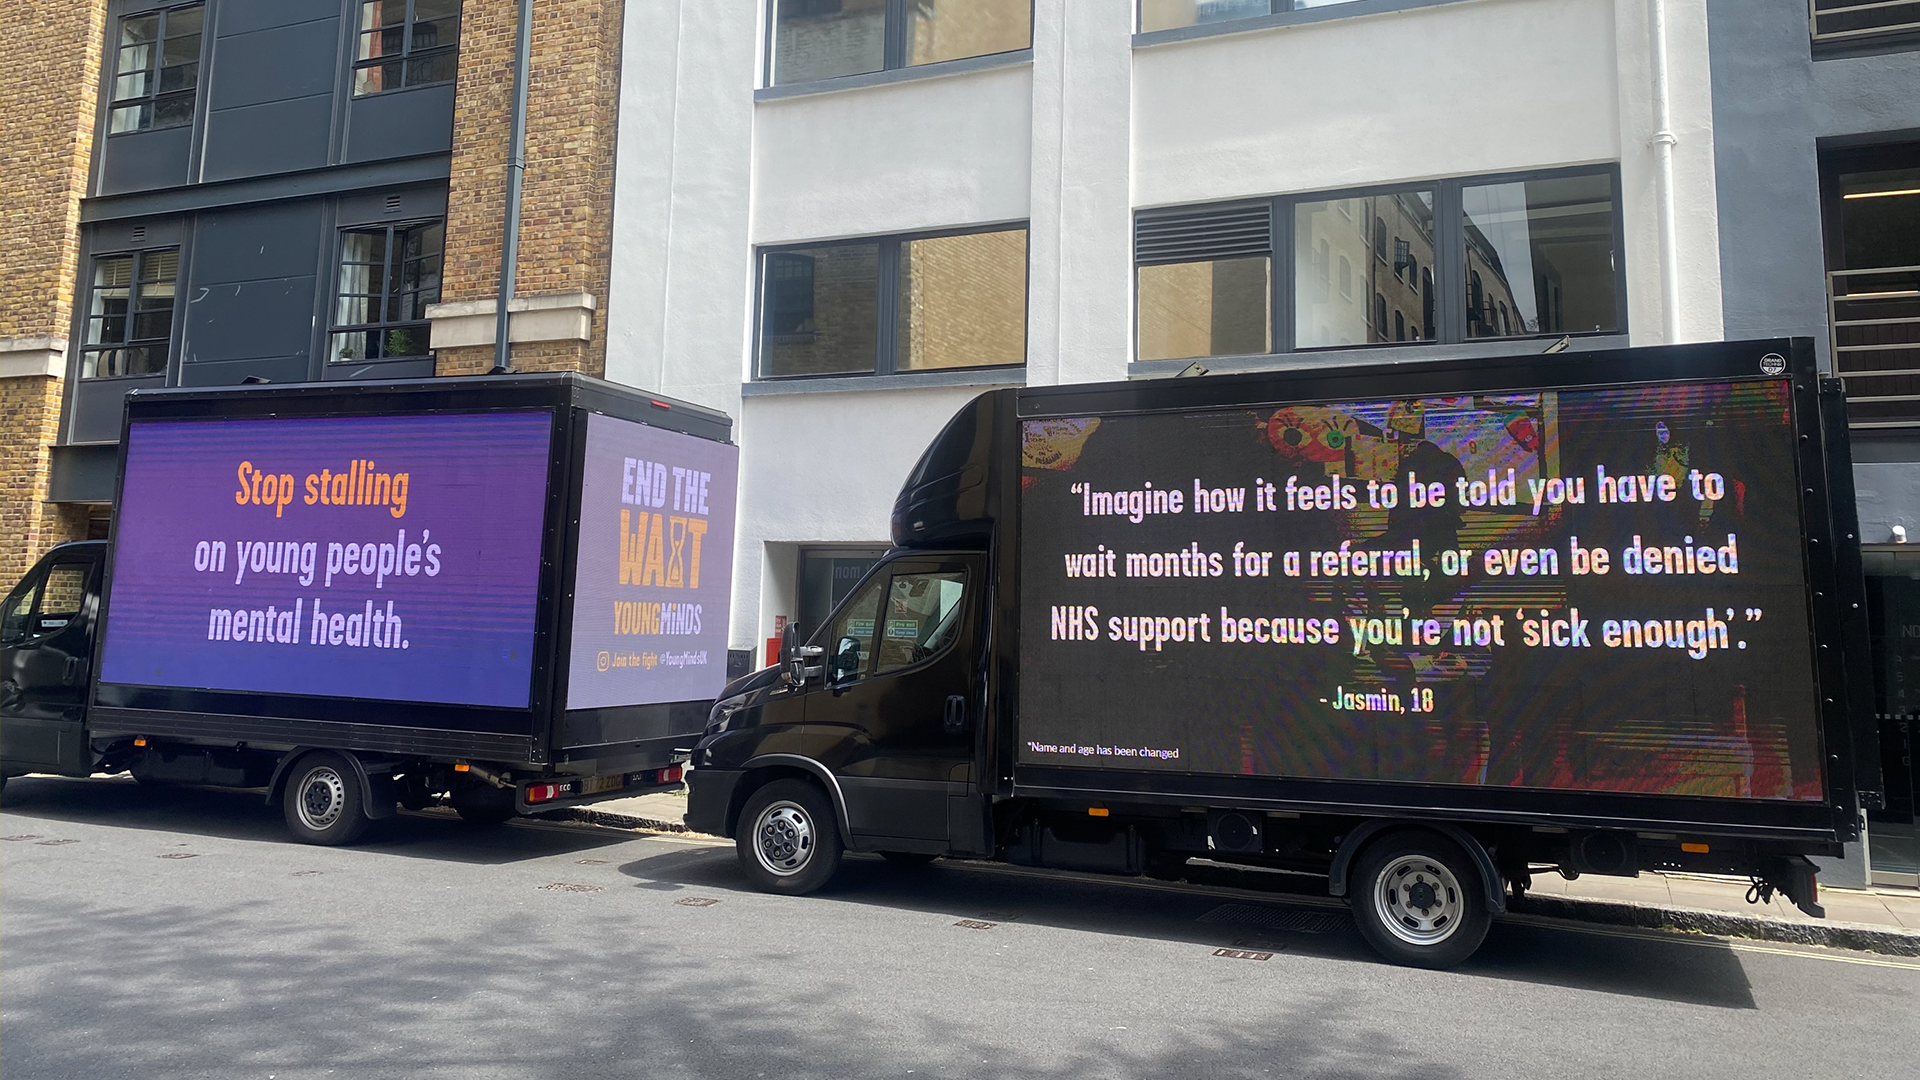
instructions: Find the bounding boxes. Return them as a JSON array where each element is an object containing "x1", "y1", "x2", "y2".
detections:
[{"x1": 1767, "y1": 855, "x2": 1823, "y2": 918}]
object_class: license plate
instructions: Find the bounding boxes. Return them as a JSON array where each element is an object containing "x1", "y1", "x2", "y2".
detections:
[{"x1": 582, "y1": 774, "x2": 625, "y2": 795}]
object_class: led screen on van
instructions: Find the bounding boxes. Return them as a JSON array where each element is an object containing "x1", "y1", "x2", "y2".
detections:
[
  {"x1": 1016, "y1": 379, "x2": 1825, "y2": 801},
  {"x1": 99, "y1": 412, "x2": 553, "y2": 709}
]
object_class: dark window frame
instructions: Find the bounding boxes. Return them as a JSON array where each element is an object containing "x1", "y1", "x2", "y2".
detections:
[
  {"x1": 1137, "y1": 0, "x2": 1480, "y2": 38},
  {"x1": 753, "y1": 222, "x2": 1032, "y2": 381},
  {"x1": 352, "y1": 0, "x2": 462, "y2": 98},
  {"x1": 327, "y1": 218, "x2": 445, "y2": 367},
  {"x1": 78, "y1": 246, "x2": 181, "y2": 381},
  {"x1": 106, "y1": 2, "x2": 206, "y2": 136},
  {"x1": 1131, "y1": 164, "x2": 1627, "y2": 362},
  {"x1": 764, "y1": 0, "x2": 1035, "y2": 88}
]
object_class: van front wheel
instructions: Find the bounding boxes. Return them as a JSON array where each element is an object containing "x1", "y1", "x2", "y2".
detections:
[{"x1": 736, "y1": 779, "x2": 842, "y2": 895}]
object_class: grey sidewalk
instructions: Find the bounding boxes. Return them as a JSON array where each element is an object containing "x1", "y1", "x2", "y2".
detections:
[{"x1": 564, "y1": 790, "x2": 1920, "y2": 956}]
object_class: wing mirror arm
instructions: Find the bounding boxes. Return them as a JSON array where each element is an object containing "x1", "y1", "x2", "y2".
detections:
[{"x1": 783, "y1": 621, "x2": 825, "y2": 686}]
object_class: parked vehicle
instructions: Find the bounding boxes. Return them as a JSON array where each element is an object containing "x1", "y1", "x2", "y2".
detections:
[
  {"x1": 1, "y1": 373, "x2": 739, "y2": 844},
  {"x1": 688, "y1": 338, "x2": 1881, "y2": 967}
]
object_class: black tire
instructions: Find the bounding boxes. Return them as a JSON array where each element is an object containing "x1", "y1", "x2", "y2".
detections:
[
  {"x1": 282, "y1": 751, "x2": 371, "y2": 846},
  {"x1": 735, "y1": 778, "x2": 843, "y2": 895},
  {"x1": 879, "y1": 851, "x2": 938, "y2": 867},
  {"x1": 451, "y1": 782, "x2": 517, "y2": 826},
  {"x1": 1349, "y1": 830, "x2": 1491, "y2": 970}
]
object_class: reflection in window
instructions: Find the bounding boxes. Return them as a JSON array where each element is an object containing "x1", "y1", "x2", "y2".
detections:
[
  {"x1": 1138, "y1": 257, "x2": 1271, "y2": 361},
  {"x1": 109, "y1": 5, "x2": 203, "y2": 133},
  {"x1": 1142, "y1": 1, "x2": 1387, "y2": 33},
  {"x1": 1462, "y1": 173, "x2": 1617, "y2": 338},
  {"x1": 759, "y1": 229, "x2": 1027, "y2": 377},
  {"x1": 81, "y1": 248, "x2": 178, "y2": 379},
  {"x1": 1294, "y1": 191, "x2": 1434, "y2": 348},
  {"x1": 898, "y1": 230, "x2": 1028, "y2": 370},
  {"x1": 354, "y1": 0, "x2": 461, "y2": 96},
  {"x1": 329, "y1": 220, "x2": 444, "y2": 364},
  {"x1": 827, "y1": 574, "x2": 886, "y2": 681},
  {"x1": 772, "y1": 0, "x2": 1030, "y2": 86},
  {"x1": 873, "y1": 571, "x2": 967, "y2": 675}
]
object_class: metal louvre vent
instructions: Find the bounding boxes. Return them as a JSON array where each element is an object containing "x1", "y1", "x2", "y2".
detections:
[
  {"x1": 384, "y1": 194, "x2": 403, "y2": 214},
  {"x1": 1135, "y1": 204, "x2": 1272, "y2": 265},
  {"x1": 130, "y1": 225, "x2": 147, "y2": 243}
]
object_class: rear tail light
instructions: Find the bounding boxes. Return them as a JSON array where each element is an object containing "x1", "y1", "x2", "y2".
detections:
[
  {"x1": 525, "y1": 782, "x2": 564, "y2": 804},
  {"x1": 655, "y1": 765, "x2": 684, "y2": 785}
]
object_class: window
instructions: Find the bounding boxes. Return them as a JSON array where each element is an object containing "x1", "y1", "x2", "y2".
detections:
[
  {"x1": 1462, "y1": 172, "x2": 1619, "y2": 338},
  {"x1": 354, "y1": 0, "x2": 460, "y2": 96},
  {"x1": 822, "y1": 567, "x2": 967, "y2": 681},
  {"x1": 1137, "y1": 203, "x2": 1272, "y2": 362},
  {"x1": 1823, "y1": 149, "x2": 1920, "y2": 427},
  {"x1": 108, "y1": 4, "x2": 203, "y2": 133},
  {"x1": 81, "y1": 248, "x2": 178, "y2": 379},
  {"x1": 1811, "y1": 0, "x2": 1920, "y2": 47},
  {"x1": 757, "y1": 227, "x2": 1028, "y2": 378},
  {"x1": 769, "y1": 0, "x2": 1032, "y2": 86},
  {"x1": 1136, "y1": 167, "x2": 1621, "y2": 361},
  {"x1": 1, "y1": 560, "x2": 90, "y2": 646},
  {"x1": 329, "y1": 220, "x2": 444, "y2": 365}
]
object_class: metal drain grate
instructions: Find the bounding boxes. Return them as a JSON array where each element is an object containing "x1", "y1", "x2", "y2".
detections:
[
  {"x1": 541, "y1": 882, "x2": 604, "y2": 893},
  {"x1": 1197, "y1": 903, "x2": 1347, "y2": 934},
  {"x1": 1213, "y1": 947, "x2": 1273, "y2": 961},
  {"x1": 675, "y1": 896, "x2": 719, "y2": 907}
]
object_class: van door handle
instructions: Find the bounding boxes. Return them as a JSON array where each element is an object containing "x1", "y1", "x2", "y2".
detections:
[
  {"x1": 64, "y1": 656, "x2": 83, "y2": 686},
  {"x1": 943, "y1": 695, "x2": 967, "y2": 734}
]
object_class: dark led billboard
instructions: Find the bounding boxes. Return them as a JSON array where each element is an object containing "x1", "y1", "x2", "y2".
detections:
[{"x1": 1017, "y1": 379, "x2": 1824, "y2": 801}]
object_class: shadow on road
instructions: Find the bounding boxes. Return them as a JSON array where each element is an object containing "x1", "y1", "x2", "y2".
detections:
[
  {"x1": 0, "y1": 775, "x2": 637, "y2": 864},
  {"x1": 617, "y1": 844, "x2": 1760, "y2": 1010}
]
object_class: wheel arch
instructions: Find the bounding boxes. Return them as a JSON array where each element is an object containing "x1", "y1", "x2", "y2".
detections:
[
  {"x1": 1328, "y1": 820, "x2": 1506, "y2": 914},
  {"x1": 731, "y1": 755, "x2": 852, "y2": 842},
  {"x1": 265, "y1": 747, "x2": 398, "y2": 820}
]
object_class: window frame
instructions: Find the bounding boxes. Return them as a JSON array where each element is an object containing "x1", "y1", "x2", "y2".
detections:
[
  {"x1": 1131, "y1": 164, "x2": 1627, "y2": 364},
  {"x1": 105, "y1": 2, "x2": 206, "y2": 136},
  {"x1": 327, "y1": 218, "x2": 446, "y2": 368},
  {"x1": 763, "y1": 0, "x2": 1035, "y2": 89},
  {"x1": 753, "y1": 222, "x2": 1031, "y2": 381},
  {"x1": 1136, "y1": 0, "x2": 1482, "y2": 42},
  {"x1": 352, "y1": 0, "x2": 462, "y2": 98},
  {"x1": 78, "y1": 246, "x2": 181, "y2": 381}
]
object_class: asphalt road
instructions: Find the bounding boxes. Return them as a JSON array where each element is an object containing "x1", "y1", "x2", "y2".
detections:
[{"x1": 4, "y1": 776, "x2": 1916, "y2": 1080}]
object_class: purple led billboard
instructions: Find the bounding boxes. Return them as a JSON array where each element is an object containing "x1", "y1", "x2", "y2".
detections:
[
  {"x1": 565, "y1": 412, "x2": 738, "y2": 711},
  {"x1": 99, "y1": 412, "x2": 553, "y2": 709}
]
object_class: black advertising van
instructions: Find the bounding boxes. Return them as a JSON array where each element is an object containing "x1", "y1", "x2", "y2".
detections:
[
  {"x1": 687, "y1": 339, "x2": 1882, "y2": 968},
  {"x1": 0, "y1": 373, "x2": 739, "y2": 844}
]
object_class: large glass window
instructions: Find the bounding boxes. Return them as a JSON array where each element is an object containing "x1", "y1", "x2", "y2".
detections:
[
  {"x1": 1462, "y1": 173, "x2": 1619, "y2": 339},
  {"x1": 81, "y1": 248, "x2": 179, "y2": 379},
  {"x1": 758, "y1": 227, "x2": 1028, "y2": 378},
  {"x1": 1142, "y1": 1, "x2": 1393, "y2": 33},
  {"x1": 770, "y1": 0, "x2": 1031, "y2": 86},
  {"x1": 1135, "y1": 168, "x2": 1620, "y2": 362},
  {"x1": 1294, "y1": 190, "x2": 1434, "y2": 349},
  {"x1": 1824, "y1": 153, "x2": 1920, "y2": 428},
  {"x1": 354, "y1": 0, "x2": 460, "y2": 96},
  {"x1": 329, "y1": 220, "x2": 444, "y2": 365},
  {"x1": 108, "y1": 4, "x2": 203, "y2": 134}
]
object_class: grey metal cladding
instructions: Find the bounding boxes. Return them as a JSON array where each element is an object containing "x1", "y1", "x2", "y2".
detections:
[
  {"x1": 343, "y1": 84, "x2": 457, "y2": 164},
  {"x1": 183, "y1": 278, "x2": 319, "y2": 364},
  {"x1": 97, "y1": 126, "x2": 193, "y2": 195},
  {"x1": 208, "y1": 18, "x2": 339, "y2": 110},
  {"x1": 176, "y1": 354, "x2": 315, "y2": 386},
  {"x1": 202, "y1": 96, "x2": 334, "y2": 181},
  {"x1": 69, "y1": 379, "x2": 158, "y2": 444},
  {"x1": 188, "y1": 201, "x2": 324, "y2": 280},
  {"x1": 215, "y1": 0, "x2": 340, "y2": 37}
]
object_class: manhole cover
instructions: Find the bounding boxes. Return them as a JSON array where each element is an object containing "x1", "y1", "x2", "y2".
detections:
[
  {"x1": 35, "y1": 839, "x2": 78, "y2": 846},
  {"x1": 576, "y1": 859, "x2": 610, "y2": 865},
  {"x1": 1197, "y1": 904, "x2": 1347, "y2": 934},
  {"x1": 675, "y1": 896, "x2": 720, "y2": 907},
  {"x1": 541, "y1": 882, "x2": 604, "y2": 894},
  {"x1": 953, "y1": 919, "x2": 996, "y2": 931},
  {"x1": 157, "y1": 852, "x2": 199, "y2": 860},
  {"x1": 1213, "y1": 948, "x2": 1273, "y2": 962}
]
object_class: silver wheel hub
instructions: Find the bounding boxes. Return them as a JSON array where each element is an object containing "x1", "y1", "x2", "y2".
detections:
[
  {"x1": 752, "y1": 801, "x2": 815, "y2": 877},
  {"x1": 1373, "y1": 853, "x2": 1465, "y2": 946},
  {"x1": 295, "y1": 767, "x2": 347, "y2": 832}
]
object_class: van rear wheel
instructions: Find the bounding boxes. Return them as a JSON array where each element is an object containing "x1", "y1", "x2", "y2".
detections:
[
  {"x1": 282, "y1": 751, "x2": 371, "y2": 846},
  {"x1": 736, "y1": 779, "x2": 842, "y2": 895},
  {"x1": 1350, "y1": 831, "x2": 1491, "y2": 969}
]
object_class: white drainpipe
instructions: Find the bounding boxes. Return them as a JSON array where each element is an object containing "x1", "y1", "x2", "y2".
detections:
[{"x1": 1648, "y1": 0, "x2": 1682, "y2": 343}]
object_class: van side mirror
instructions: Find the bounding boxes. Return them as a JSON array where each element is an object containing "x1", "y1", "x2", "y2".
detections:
[{"x1": 782, "y1": 625, "x2": 825, "y2": 685}]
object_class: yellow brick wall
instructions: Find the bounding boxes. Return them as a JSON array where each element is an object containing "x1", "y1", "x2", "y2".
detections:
[
  {"x1": 0, "y1": 0, "x2": 108, "y2": 586},
  {"x1": 438, "y1": 0, "x2": 625, "y2": 378}
]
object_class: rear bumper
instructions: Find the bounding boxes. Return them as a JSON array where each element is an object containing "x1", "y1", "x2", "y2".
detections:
[
  {"x1": 686, "y1": 767, "x2": 743, "y2": 837},
  {"x1": 516, "y1": 763, "x2": 689, "y2": 815}
]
